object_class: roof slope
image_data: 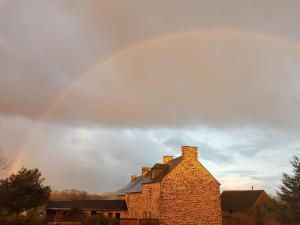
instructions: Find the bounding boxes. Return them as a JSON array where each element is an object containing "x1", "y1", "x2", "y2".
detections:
[
  {"x1": 114, "y1": 156, "x2": 182, "y2": 196},
  {"x1": 47, "y1": 200, "x2": 127, "y2": 211},
  {"x1": 221, "y1": 190, "x2": 264, "y2": 211}
]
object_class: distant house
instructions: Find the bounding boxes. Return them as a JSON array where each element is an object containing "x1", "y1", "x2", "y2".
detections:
[
  {"x1": 221, "y1": 190, "x2": 272, "y2": 225},
  {"x1": 46, "y1": 200, "x2": 127, "y2": 222}
]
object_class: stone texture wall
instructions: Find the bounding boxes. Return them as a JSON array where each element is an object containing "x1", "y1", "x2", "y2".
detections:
[
  {"x1": 160, "y1": 155, "x2": 222, "y2": 225},
  {"x1": 122, "y1": 182, "x2": 161, "y2": 219}
]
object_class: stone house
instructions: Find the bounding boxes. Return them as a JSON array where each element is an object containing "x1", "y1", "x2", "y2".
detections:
[
  {"x1": 221, "y1": 190, "x2": 272, "y2": 225},
  {"x1": 115, "y1": 146, "x2": 222, "y2": 225}
]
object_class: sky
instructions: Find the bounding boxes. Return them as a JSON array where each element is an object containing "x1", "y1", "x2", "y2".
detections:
[{"x1": 0, "y1": 0, "x2": 300, "y2": 195}]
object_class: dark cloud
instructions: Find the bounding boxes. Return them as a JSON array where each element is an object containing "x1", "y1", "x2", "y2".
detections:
[
  {"x1": 3, "y1": 32, "x2": 300, "y2": 129},
  {"x1": 1, "y1": 1, "x2": 300, "y2": 129}
]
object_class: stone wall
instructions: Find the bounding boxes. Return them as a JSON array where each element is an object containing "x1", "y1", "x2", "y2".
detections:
[
  {"x1": 122, "y1": 182, "x2": 161, "y2": 219},
  {"x1": 160, "y1": 154, "x2": 222, "y2": 225}
]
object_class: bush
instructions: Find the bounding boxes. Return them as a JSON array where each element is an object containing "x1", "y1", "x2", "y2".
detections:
[{"x1": 0, "y1": 216, "x2": 44, "y2": 225}]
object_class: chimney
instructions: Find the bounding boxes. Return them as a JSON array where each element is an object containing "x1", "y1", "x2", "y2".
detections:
[
  {"x1": 181, "y1": 146, "x2": 198, "y2": 160},
  {"x1": 131, "y1": 175, "x2": 138, "y2": 182},
  {"x1": 163, "y1": 155, "x2": 173, "y2": 164},
  {"x1": 141, "y1": 167, "x2": 150, "y2": 175}
]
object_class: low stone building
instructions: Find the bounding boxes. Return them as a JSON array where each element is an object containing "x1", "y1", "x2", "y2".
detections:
[
  {"x1": 46, "y1": 200, "x2": 127, "y2": 222},
  {"x1": 115, "y1": 146, "x2": 222, "y2": 225},
  {"x1": 221, "y1": 190, "x2": 272, "y2": 225}
]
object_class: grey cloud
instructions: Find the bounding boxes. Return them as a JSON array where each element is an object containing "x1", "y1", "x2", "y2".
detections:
[
  {"x1": 229, "y1": 144, "x2": 262, "y2": 157},
  {"x1": 7, "y1": 30, "x2": 300, "y2": 130},
  {"x1": 229, "y1": 129, "x2": 300, "y2": 160},
  {"x1": 1, "y1": 1, "x2": 300, "y2": 130},
  {"x1": 0, "y1": 118, "x2": 167, "y2": 192},
  {"x1": 219, "y1": 169, "x2": 256, "y2": 177},
  {"x1": 162, "y1": 134, "x2": 233, "y2": 164},
  {"x1": 198, "y1": 145, "x2": 233, "y2": 164},
  {"x1": 217, "y1": 170, "x2": 282, "y2": 184},
  {"x1": 250, "y1": 175, "x2": 282, "y2": 183},
  {"x1": 0, "y1": 117, "x2": 297, "y2": 193}
]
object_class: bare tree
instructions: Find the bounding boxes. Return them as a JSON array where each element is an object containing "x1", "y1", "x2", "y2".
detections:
[
  {"x1": 0, "y1": 150, "x2": 8, "y2": 174},
  {"x1": 50, "y1": 189, "x2": 111, "y2": 200}
]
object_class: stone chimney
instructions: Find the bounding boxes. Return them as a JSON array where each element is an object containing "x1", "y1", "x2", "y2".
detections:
[
  {"x1": 181, "y1": 146, "x2": 198, "y2": 160},
  {"x1": 163, "y1": 155, "x2": 173, "y2": 164},
  {"x1": 141, "y1": 167, "x2": 150, "y2": 175},
  {"x1": 131, "y1": 175, "x2": 138, "y2": 182}
]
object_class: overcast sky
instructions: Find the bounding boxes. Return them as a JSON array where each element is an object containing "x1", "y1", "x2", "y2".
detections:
[{"x1": 1, "y1": 0, "x2": 300, "y2": 195}]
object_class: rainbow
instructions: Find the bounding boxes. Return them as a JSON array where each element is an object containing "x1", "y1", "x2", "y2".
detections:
[{"x1": 8, "y1": 28, "x2": 300, "y2": 176}]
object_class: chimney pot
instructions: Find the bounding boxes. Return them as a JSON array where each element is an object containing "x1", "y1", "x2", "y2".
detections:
[
  {"x1": 163, "y1": 155, "x2": 173, "y2": 164},
  {"x1": 131, "y1": 175, "x2": 138, "y2": 182},
  {"x1": 181, "y1": 146, "x2": 198, "y2": 160},
  {"x1": 141, "y1": 167, "x2": 150, "y2": 175}
]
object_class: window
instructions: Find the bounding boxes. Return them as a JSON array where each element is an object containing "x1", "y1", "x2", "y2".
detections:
[
  {"x1": 91, "y1": 210, "x2": 97, "y2": 216},
  {"x1": 116, "y1": 213, "x2": 120, "y2": 219},
  {"x1": 108, "y1": 212, "x2": 113, "y2": 219}
]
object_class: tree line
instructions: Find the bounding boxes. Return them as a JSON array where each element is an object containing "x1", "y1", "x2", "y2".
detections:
[{"x1": 50, "y1": 189, "x2": 114, "y2": 200}]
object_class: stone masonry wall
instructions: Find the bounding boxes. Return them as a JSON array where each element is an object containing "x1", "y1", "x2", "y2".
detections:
[
  {"x1": 160, "y1": 156, "x2": 222, "y2": 225},
  {"x1": 121, "y1": 182, "x2": 161, "y2": 219}
]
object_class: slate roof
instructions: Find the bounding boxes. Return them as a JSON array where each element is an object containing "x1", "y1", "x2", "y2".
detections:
[
  {"x1": 47, "y1": 200, "x2": 127, "y2": 211},
  {"x1": 114, "y1": 156, "x2": 182, "y2": 196},
  {"x1": 151, "y1": 157, "x2": 182, "y2": 183},
  {"x1": 221, "y1": 190, "x2": 265, "y2": 211}
]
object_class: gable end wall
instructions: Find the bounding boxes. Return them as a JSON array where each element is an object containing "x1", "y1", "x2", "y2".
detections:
[{"x1": 160, "y1": 158, "x2": 222, "y2": 225}]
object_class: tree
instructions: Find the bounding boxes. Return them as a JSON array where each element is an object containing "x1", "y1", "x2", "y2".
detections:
[
  {"x1": 278, "y1": 156, "x2": 300, "y2": 223},
  {"x1": 0, "y1": 151, "x2": 8, "y2": 175},
  {"x1": 0, "y1": 168, "x2": 51, "y2": 214}
]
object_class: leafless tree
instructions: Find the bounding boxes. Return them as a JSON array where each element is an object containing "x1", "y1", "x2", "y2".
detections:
[
  {"x1": 0, "y1": 150, "x2": 9, "y2": 175},
  {"x1": 50, "y1": 189, "x2": 113, "y2": 200}
]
